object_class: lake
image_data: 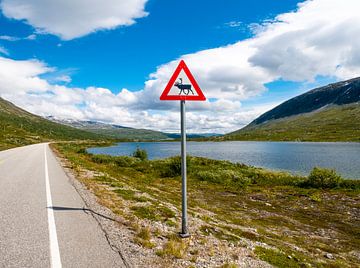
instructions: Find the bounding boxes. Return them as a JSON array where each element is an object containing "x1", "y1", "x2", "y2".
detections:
[{"x1": 87, "y1": 141, "x2": 360, "y2": 179}]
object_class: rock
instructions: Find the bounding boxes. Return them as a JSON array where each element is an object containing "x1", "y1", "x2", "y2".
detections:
[
  {"x1": 287, "y1": 255, "x2": 292, "y2": 259},
  {"x1": 325, "y1": 253, "x2": 334, "y2": 259},
  {"x1": 265, "y1": 203, "x2": 272, "y2": 206}
]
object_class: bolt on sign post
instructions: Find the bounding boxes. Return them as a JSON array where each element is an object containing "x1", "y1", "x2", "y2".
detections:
[{"x1": 160, "y1": 60, "x2": 206, "y2": 238}]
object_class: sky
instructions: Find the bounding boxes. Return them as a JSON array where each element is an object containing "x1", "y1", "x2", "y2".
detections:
[{"x1": 0, "y1": 0, "x2": 359, "y2": 133}]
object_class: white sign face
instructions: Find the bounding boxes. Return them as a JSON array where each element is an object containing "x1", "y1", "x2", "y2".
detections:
[{"x1": 167, "y1": 70, "x2": 200, "y2": 97}]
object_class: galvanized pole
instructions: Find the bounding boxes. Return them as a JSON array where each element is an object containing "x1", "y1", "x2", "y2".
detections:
[{"x1": 180, "y1": 100, "x2": 189, "y2": 238}]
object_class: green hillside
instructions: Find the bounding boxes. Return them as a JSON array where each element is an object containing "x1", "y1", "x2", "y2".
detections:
[
  {"x1": 0, "y1": 97, "x2": 104, "y2": 150},
  {"x1": 48, "y1": 119, "x2": 170, "y2": 140},
  {"x1": 85, "y1": 127, "x2": 170, "y2": 140},
  {"x1": 225, "y1": 103, "x2": 360, "y2": 142}
]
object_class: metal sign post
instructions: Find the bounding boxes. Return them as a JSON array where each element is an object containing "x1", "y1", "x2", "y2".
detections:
[
  {"x1": 160, "y1": 60, "x2": 206, "y2": 238},
  {"x1": 180, "y1": 100, "x2": 189, "y2": 237}
]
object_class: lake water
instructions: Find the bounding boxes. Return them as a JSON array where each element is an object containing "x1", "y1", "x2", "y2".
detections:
[{"x1": 87, "y1": 141, "x2": 360, "y2": 179}]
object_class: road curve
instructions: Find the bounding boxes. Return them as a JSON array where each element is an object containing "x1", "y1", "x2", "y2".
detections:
[{"x1": 0, "y1": 143, "x2": 126, "y2": 267}]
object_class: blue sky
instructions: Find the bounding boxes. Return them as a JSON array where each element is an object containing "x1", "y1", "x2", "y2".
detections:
[
  {"x1": 0, "y1": 0, "x2": 358, "y2": 133},
  {"x1": 1, "y1": 0, "x2": 301, "y2": 91}
]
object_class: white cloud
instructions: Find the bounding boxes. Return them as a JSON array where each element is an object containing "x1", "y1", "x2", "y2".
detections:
[
  {"x1": 143, "y1": 0, "x2": 360, "y2": 108},
  {"x1": 0, "y1": 35, "x2": 19, "y2": 41},
  {"x1": 0, "y1": 46, "x2": 9, "y2": 56},
  {"x1": 224, "y1": 21, "x2": 242, "y2": 28},
  {"x1": 0, "y1": 55, "x2": 259, "y2": 133},
  {"x1": 53, "y1": 75, "x2": 72, "y2": 83},
  {"x1": 0, "y1": 34, "x2": 37, "y2": 41},
  {"x1": 1, "y1": 0, "x2": 360, "y2": 133},
  {"x1": 0, "y1": 0, "x2": 149, "y2": 40}
]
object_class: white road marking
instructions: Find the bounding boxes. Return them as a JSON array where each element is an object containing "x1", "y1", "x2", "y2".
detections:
[{"x1": 44, "y1": 145, "x2": 62, "y2": 268}]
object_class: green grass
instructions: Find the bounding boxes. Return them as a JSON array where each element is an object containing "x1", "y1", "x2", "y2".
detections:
[
  {"x1": 225, "y1": 103, "x2": 360, "y2": 142},
  {"x1": 156, "y1": 235, "x2": 188, "y2": 259},
  {"x1": 254, "y1": 246, "x2": 304, "y2": 268},
  {"x1": 52, "y1": 142, "x2": 360, "y2": 267}
]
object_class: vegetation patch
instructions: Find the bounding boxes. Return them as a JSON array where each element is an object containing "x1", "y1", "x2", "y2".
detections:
[
  {"x1": 133, "y1": 147, "x2": 148, "y2": 161},
  {"x1": 156, "y1": 235, "x2": 188, "y2": 259},
  {"x1": 131, "y1": 204, "x2": 175, "y2": 222},
  {"x1": 52, "y1": 142, "x2": 360, "y2": 268},
  {"x1": 134, "y1": 226, "x2": 155, "y2": 249},
  {"x1": 254, "y1": 246, "x2": 303, "y2": 268}
]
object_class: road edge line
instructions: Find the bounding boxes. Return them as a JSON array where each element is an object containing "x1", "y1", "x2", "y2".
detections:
[{"x1": 45, "y1": 144, "x2": 62, "y2": 268}]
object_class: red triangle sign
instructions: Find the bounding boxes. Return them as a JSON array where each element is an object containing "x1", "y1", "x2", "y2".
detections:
[{"x1": 160, "y1": 60, "x2": 206, "y2": 101}]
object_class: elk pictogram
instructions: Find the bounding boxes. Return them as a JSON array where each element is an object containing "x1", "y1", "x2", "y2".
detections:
[{"x1": 174, "y1": 78, "x2": 194, "y2": 95}]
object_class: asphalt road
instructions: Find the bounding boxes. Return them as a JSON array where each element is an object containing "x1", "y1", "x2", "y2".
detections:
[{"x1": 0, "y1": 143, "x2": 126, "y2": 267}]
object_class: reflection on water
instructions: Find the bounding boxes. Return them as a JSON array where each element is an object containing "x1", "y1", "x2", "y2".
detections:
[{"x1": 88, "y1": 141, "x2": 360, "y2": 179}]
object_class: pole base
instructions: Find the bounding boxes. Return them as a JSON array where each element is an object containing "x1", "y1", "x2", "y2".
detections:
[{"x1": 179, "y1": 232, "x2": 190, "y2": 238}]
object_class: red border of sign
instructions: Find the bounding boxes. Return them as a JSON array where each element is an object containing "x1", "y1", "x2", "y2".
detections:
[{"x1": 160, "y1": 60, "x2": 206, "y2": 101}]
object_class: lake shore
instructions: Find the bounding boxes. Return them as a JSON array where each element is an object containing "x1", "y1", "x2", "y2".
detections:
[
  {"x1": 88, "y1": 141, "x2": 360, "y2": 179},
  {"x1": 52, "y1": 141, "x2": 360, "y2": 268}
]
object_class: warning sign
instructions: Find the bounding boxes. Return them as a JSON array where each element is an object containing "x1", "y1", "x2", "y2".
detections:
[{"x1": 160, "y1": 60, "x2": 206, "y2": 101}]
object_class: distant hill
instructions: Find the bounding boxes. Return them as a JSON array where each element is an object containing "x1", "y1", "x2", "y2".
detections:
[
  {"x1": 0, "y1": 97, "x2": 104, "y2": 150},
  {"x1": 226, "y1": 77, "x2": 360, "y2": 142},
  {"x1": 49, "y1": 118, "x2": 222, "y2": 140},
  {"x1": 167, "y1": 133, "x2": 222, "y2": 139},
  {"x1": 47, "y1": 118, "x2": 171, "y2": 141}
]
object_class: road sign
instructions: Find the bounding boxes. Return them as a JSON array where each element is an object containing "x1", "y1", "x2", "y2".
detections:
[
  {"x1": 160, "y1": 60, "x2": 206, "y2": 238},
  {"x1": 160, "y1": 60, "x2": 206, "y2": 101}
]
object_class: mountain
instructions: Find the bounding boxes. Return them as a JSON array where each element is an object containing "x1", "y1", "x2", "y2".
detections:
[
  {"x1": 48, "y1": 118, "x2": 223, "y2": 140},
  {"x1": 0, "y1": 97, "x2": 104, "y2": 150},
  {"x1": 167, "y1": 133, "x2": 222, "y2": 139},
  {"x1": 47, "y1": 118, "x2": 171, "y2": 141},
  {"x1": 226, "y1": 77, "x2": 360, "y2": 142}
]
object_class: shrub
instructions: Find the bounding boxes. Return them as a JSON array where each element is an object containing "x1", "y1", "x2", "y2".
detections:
[
  {"x1": 162, "y1": 156, "x2": 181, "y2": 177},
  {"x1": 91, "y1": 154, "x2": 113, "y2": 164},
  {"x1": 160, "y1": 156, "x2": 188, "y2": 177},
  {"x1": 305, "y1": 167, "x2": 342, "y2": 189},
  {"x1": 195, "y1": 169, "x2": 251, "y2": 189},
  {"x1": 76, "y1": 148, "x2": 88, "y2": 154},
  {"x1": 133, "y1": 147, "x2": 148, "y2": 161},
  {"x1": 338, "y1": 179, "x2": 360, "y2": 190},
  {"x1": 168, "y1": 157, "x2": 182, "y2": 176},
  {"x1": 114, "y1": 156, "x2": 138, "y2": 167}
]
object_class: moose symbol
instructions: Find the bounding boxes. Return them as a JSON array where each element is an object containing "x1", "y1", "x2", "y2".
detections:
[{"x1": 174, "y1": 78, "x2": 194, "y2": 95}]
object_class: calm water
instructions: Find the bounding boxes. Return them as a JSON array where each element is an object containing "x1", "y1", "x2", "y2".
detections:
[{"x1": 88, "y1": 141, "x2": 360, "y2": 179}]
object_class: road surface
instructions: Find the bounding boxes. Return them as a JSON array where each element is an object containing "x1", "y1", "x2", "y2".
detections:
[{"x1": 0, "y1": 143, "x2": 126, "y2": 267}]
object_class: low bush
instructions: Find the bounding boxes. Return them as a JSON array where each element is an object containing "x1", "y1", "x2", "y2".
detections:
[
  {"x1": 114, "y1": 156, "x2": 139, "y2": 167},
  {"x1": 304, "y1": 167, "x2": 343, "y2": 189},
  {"x1": 194, "y1": 169, "x2": 251, "y2": 189},
  {"x1": 133, "y1": 147, "x2": 148, "y2": 161},
  {"x1": 160, "y1": 156, "x2": 190, "y2": 177},
  {"x1": 338, "y1": 179, "x2": 360, "y2": 190},
  {"x1": 91, "y1": 154, "x2": 114, "y2": 164},
  {"x1": 76, "y1": 148, "x2": 88, "y2": 154}
]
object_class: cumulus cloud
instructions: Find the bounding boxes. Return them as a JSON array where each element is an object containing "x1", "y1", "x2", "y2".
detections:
[
  {"x1": 1, "y1": 0, "x2": 360, "y2": 133},
  {"x1": 0, "y1": 0, "x2": 149, "y2": 40},
  {"x1": 142, "y1": 0, "x2": 360, "y2": 108},
  {"x1": 0, "y1": 55, "x2": 257, "y2": 133}
]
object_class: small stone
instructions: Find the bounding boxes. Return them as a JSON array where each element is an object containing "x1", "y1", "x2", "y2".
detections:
[
  {"x1": 325, "y1": 253, "x2": 334, "y2": 259},
  {"x1": 265, "y1": 203, "x2": 272, "y2": 206}
]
